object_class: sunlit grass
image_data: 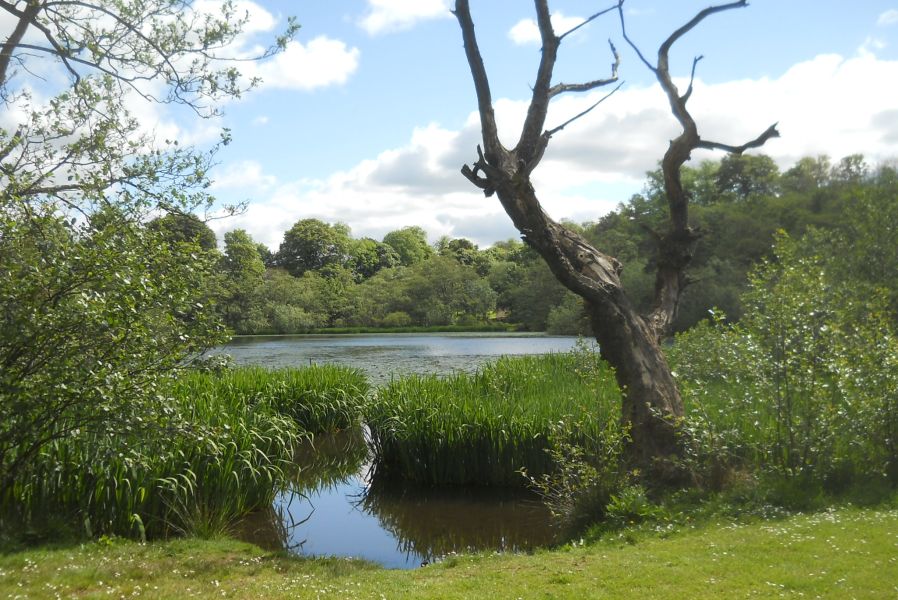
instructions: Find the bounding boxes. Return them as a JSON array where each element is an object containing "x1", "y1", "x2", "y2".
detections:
[
  {"x1": 367, "y1": 349, "x2": 622, "y2": 486},
  {"x1": 2, "y1": 507, "x2": 895, "y2": 599},
  {"x1": 175, "y1": 365, "x2": 370, "y2": 434}
]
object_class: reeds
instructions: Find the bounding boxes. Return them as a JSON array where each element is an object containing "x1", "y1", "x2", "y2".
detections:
[
  {"x1": 175, "y1": 365, "x2": 370, "y2": 434},
  {"x1": 367, "y1": 349, "x2": 622, "y2": 487},
  {"x1": 2, "y1": 365, "x2": 371, "y2": 540}
]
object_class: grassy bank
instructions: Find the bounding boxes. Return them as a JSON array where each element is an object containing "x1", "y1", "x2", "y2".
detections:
[
  {"x1": 2, "y1": 506, "x2": 895, "y2": 598},
  {"x1": 367, "y1": 350, "x2": 621, "y2": 486}
]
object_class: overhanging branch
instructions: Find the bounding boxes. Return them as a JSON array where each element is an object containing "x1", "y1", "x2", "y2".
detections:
[
  {"x1": 558, "y1": 3, "x2": 618, "y2": 41},
  {"x1": 545, "y1": 81, "x2": 623, "y2": 137},
  {"x1": 547, "y1": 40, "x2": 620, "y2": 98},
  {"x1": 697, "y1": 123, "x2": 781, "y2": 154}
]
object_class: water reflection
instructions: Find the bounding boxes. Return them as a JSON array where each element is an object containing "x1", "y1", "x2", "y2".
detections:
[
  {"x1": 235, "y1": 428, "x2": 556, "y2": 569},
  {"x1": 360, "y1": 480, "x2": 554, "y2": 562}
]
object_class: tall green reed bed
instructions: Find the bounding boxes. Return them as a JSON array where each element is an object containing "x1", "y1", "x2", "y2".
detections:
[
  {"x1": 367, "y1": 348, "x2": 622, "y2": 487},
  {"x1": 176, "y1": 365, "x2": 369, "y2": 434},
  {"x1": 2, "y1": 365, "x2": 369, "y2": 541}
]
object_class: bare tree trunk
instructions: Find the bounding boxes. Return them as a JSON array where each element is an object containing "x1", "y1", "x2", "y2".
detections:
[{"x1": 453, "y1": 0, "x2": 777, "y2": 477}]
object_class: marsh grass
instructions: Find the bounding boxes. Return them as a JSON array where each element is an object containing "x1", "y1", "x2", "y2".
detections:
[
  {"x1": 1, "y1": 365, "x2": 371, "y2": 542},
  {"x1": 367, "y1": 348, "x2": 621, "y2": 486},
  {"x1": 175, "y1": 365, "x2": 370, "y2": 434}
]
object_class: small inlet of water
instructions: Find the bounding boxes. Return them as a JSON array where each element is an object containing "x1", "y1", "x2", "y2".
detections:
[{"x1": 234, "y1": 428, "x2": 556, "y2": 569}]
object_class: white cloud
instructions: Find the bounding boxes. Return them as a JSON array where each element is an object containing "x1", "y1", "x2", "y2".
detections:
[
  {"x1": 210, "y1": 160, "x2": 278, "y2": 192},
  {"x1": 214, "y1": 53, "x2": 898, "y2": 250},
  {"x1": 859, "y1": 35, "x2": 888, "y2": 56},
  {"x1": 252, "y1": 37, "x2": 360, "y2": 91},
  {"x1": 508, "y1": 12, "x2": 586, "y2": 45},
  {"x1": 877, "y1": 9, "x2": 898, "y2": 26},
  {"x1": 359, "y1": 0, "x2": 452, "y2": 35}
]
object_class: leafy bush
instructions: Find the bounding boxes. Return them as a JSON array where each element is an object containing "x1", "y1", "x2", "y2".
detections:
[
  {"x1": 669, "y1": 229, "x2": 898, "y2": 489},
  {"x1": 0, "y1": 212, "x2": 226, "y2": 506},
  {"x1": 521, "y1": 420, "x2": 627, "y2": 533}
]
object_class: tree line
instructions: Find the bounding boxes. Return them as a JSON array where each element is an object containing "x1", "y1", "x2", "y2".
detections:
[{"x1": 152, "y1": 153, "x2": 897, "y2": 336}]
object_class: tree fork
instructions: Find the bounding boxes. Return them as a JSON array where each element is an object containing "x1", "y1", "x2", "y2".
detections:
[{"x1": 455, "y1": 0, "x2": 777, "y2": 478}]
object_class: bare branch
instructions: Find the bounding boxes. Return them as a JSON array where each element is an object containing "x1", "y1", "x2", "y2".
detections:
[
  {"x1": 697, "y1": 123, "x2": 781, "y2": 154},
  {"x1": 516, "y1": 0, "x2": 560, "y2": 157},
  {"x1": 659, "y1": 0, "x2": 747, "y2": 60},
  {"x1": 460, "y1": 145, "x2": 497, "y2": 196},
  {"x1": 617, "y1": 0, "x2": 655, "y2": 73},
  {"x1": 453, "y1": 0, "x2": 500, "y2": 160},
  {"x1": 0, "y1": 1, "x2": 42, "y2": 88},
  {"x1": 558, "y1": 4, "x2": 618, "y2": 41},
  {"x1": 620, "y1": 0, "x2": 769, "y2": 339},
  {"x1": 545, "y1": 80, "x2": 623, "y2": 137},
  {"x1": 548, "y1": 40, "x2": 620, "y2": 98},
  {"x1": 681, "y1": 54, "x2": 703, "y2": 103}
]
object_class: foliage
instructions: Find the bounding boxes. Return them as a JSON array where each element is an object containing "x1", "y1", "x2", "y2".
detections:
[
  {"x1": 669, "y1": 225, "x2": 898, "y2": 488},
  {"x1": 367, "y1": 347, "x2": 621, "y2": 486},
  {"x1": 220, "y1": 229, "x2": 267, "y2": 333},
  {"x1": 211, "y1": 155, "x2": 897, "y2": 337},
  {"x1": 277, "y1": 219, "x2": 353, "y2": 277},
  {"x1": 382, "y1": 226, "x2": 433, "y2": 266},
  {"x1": 0, "y1": 0, "x2": 297, "y2": 537},
  {"x1": 521, "y1": 420, "x2": 627, "y2": 534},
  {"x1": 1, "y1": 364, "x2": 370, "y2": 540},
  {"x1": 0, "y1": 211, "x2": 227, "y2": 501},
  {"x1": 149, "y1": 213, "x2": 218, "y2": 251},
  {"x1": 546, "y1": 293, "x2": 591, "y2": 335}
]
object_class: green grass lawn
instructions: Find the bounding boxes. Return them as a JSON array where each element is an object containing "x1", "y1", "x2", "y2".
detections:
[{"x1": 2, "y1": 507, "x2": 896, "y2": 599}]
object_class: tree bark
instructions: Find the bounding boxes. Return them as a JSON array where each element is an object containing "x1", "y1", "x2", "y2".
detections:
[{"x1": 454, "y1": 0, "x2": 778, "y2": 478}]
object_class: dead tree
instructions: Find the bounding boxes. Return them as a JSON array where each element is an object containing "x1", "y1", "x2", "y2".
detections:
[{"x1": 453, "y1": 0, "x2": 778, "y2": 475}]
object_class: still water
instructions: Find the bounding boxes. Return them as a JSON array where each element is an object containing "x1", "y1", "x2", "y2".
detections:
[
  {"x1": 221, "y1": 332, "x2": 580, "y2": 385},
  {"x1": 222, "y1": 333, "x2": 580, "y2": 568}
]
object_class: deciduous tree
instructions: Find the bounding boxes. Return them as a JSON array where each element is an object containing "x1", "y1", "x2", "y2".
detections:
[{"x1": 0, "y1": 1, "x2": 295, "y2": 501}]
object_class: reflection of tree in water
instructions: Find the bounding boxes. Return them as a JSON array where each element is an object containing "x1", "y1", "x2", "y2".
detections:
[
  {"x1": 359, "y1": 478, "x2": 556, "y2": 561},
  {"x1": 235, "y1": 427, "x2": 370, "y2": 551},
  {"x1": 290, "y1": 426, "x2": 370, "y2": 492}
]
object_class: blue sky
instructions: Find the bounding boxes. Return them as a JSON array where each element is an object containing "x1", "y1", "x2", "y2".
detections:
[{"x1": 15, "y1": 0, "x2": 897, "y2": 249}]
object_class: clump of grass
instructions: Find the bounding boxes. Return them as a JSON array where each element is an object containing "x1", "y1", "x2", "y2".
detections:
[
  {"x1": 174, "y1": 365, "x2": 370, "y2": 434},
  {"x1": 367, "y1": 347, "x2": 621, "y2": 487},
  {"x1": 2, "y1": 365, "x2": 371, "y2": 542},
  {"x1": 7, "y1": 383, "x2": 299, "y2": 541}
]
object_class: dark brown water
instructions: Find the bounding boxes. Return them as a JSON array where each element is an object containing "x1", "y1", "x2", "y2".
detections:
[{"x1": 234, "y1": 429, "x2": 556, "y2": 569}]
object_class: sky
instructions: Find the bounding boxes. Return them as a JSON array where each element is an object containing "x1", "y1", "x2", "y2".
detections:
[{"x1": 11, "y1": 1, "x2": 898, "y2": 249}]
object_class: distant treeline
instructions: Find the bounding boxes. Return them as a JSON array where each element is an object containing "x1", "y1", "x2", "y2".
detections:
[{"x1": 153, "y1": 153, "x2": 897, "y2": 335}]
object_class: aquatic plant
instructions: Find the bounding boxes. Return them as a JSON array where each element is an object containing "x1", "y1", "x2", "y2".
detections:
[
  {"x1": 1, "y1": 365, "x2": 371, "y2": 541},
  {"x1": 175, "y1": 365, "x2": 370, "y2": 434},
  {"x1": 367, "y1": 348, "x2": 622, "y2": 486}
]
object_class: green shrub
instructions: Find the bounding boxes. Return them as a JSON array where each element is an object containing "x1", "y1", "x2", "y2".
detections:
[
  {"x1": 521, "y1": 420, "x2": 627, "y2": 533},
  {"x1": 669, "y1": 231, "x2": 898, "y2": 490}
]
